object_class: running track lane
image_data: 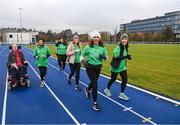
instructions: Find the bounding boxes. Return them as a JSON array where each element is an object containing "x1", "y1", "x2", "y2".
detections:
[
  {"x1": 1, "y1": 45, "x2": 179, "y2": 124},
  {"x1": 24, "y1": 46, "x2": 180, "y2": 124},
  {"x1": 0, "y1": 46, "x2": 76, "y2": 124},
  {"x1": 0, "y1": 45, "x2": 8, "y2": 124}
]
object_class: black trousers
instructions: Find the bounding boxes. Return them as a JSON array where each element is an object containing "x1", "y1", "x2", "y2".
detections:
[
  {"x1": 38, "y1": 66, "x2": 47, "y2": 81},
  {"x1": 9, "y1": 65, "x2": 26, "y2": 81},
  {"x1": 57, "y1": 54, "x2": 67, "y2": 70},
  {"x1": 107, "y1": 70, "x2": 128, "y2": 93},
  {"x1": 86, "y1": 66, "x2": 101, "y2": 102},
  {"x1": 68, "y1": 63, "x2": 81, "y2": 85}
]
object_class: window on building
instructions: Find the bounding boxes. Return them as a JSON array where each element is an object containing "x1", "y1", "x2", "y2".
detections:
[{"x1": 9, "y1": 35, "x2": 13, "y2": 38}]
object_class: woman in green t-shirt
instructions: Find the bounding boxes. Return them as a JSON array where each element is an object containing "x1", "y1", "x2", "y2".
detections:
[
  {"x1": 66, "y1": 35, "x2": 81, "y2": 91},
  {"x1": 104, "y1": 33, "x2": 132, "y2": 100},
  {"x1": 55, "y1": 38, "x2": 67, "y2": 72},
  {"x1": 81, "y1": 30, "x2": 108, "y2": 112},
  {"x1": 33, "y1": 39, "x2": 51, "y2": 87}
]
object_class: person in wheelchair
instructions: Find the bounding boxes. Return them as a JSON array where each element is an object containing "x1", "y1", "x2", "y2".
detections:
[{"x1": 7, "y1": 44, "x2": 28, "y2": 87}]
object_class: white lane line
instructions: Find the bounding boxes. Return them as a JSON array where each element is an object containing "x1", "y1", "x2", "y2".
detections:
[
  {"x1": 1, "y1": 72, "x2": 8, "y2": 125},
  {"x1": 142, "y1": 117, "x2": 152, "y2": 123},
  {"x1": 48, "y1": 62, "x2": 157, "y2": 125},
  {"x1": 0, "y1": 47, "x2": 7, "y2": 55},
  {"x1": 123, "y1": 107, "x2": 133, "y2": 111},
  {"x1": 81, "y1": 67, "x2": 180, "y2": 106},
  {"x1": 25, "y1": 46, "x2": 180, "y2": 105},
  {"x1": 27, "y1": 61, "x2": 81, "y2": 125}
]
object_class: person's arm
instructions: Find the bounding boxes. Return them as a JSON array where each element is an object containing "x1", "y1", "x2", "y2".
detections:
[
  {"x1": 20, "y1": 51, "x2": 27, "y2": 64},
  {"x1": 7, "y1": 52, "x2": 12, "y2": 67},
  {"x1": 81, "y1": 45, "x2": 89, "y2": 67},
  {"x1": 20, "y1": 51, "x2": 25, "y2": 61},
  {"x1": 46, "y1": 46, "x2": 51, "y2": 58},
  {"x1": 33, "y1": 47, "x2": 38, "y2": 59},
  {"x1": 81, "y1": 45, "x2": 89, "y2": 58},
  {"x1": 113, "y1": 46, "x2": 131, "y2": 61},
  {"x1": 8, "y1": 52, "x2": 18, "y2": 69},
  {"x1": 66, "y1": 43, "x2": 75, "y2": 56},
  {"x1": 99, "y1": 47, "x2": 108, "y2": 61}
]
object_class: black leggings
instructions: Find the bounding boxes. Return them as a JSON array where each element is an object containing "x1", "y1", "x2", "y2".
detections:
[
  {"x1": 38, "y1": 66, "x2": 47, "y2": 81},
  {"x1": 86, "y1": 66, "x2": 101, "y2": 102},
  {"x1": 68, "y1": 63, "x2": 81, "y2": 85},
  {"x1": 57, "y1": 54, "x2": 67, "y2": 70},
  {"x1": 107, "y1": 70, "x2": 128, "y2": 93}
]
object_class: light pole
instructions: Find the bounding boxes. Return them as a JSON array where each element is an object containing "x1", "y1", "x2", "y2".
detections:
[{"x1": 19, "y1": 8, "x2": 22, "y2": 44}]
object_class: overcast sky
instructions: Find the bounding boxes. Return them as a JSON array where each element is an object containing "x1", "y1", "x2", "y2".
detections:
[{"x1": 0, "y1": 0, "x2": 180, "y2": 34}]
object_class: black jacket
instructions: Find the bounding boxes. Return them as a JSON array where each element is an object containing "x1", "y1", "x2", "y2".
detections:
[{"x1": 7, "y1": 50, "x2": 25, "y2": 67}]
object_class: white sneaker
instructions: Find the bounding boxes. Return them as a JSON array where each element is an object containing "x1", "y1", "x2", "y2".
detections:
[
  {"x1": 119, "y1": 93, "x2": 129, "y2": 100},
  {"x1": 40, "y1": 81, "x2": 45, "y2": 88},
  {"x1": 104, "y1": 88, "x2": 112, "y2": 97}
]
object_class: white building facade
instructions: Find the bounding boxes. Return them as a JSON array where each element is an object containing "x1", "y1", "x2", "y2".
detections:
[{"x1": 0, "y1": 28, "x2": 39, "y2": 44}]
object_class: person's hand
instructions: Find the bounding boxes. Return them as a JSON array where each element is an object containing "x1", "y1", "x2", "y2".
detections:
[
  {"x1": 81, "y1": 59, "x2": 88, "y2": 68},
  {"x1": 42, "y1": 55, "x2": 47, "y2": 58},
  {"x1": 127, "y1": 54, "x2": 132, "y2": 60},
  {"x1": 99, "y1": 54, "x2": 107, "y2": 61},
  {"x1": 12, "y1": 63, "x2": 18, "y2": 70},
  {"x1": 75, "y1": 49, "x2": 80, "y2": 53}
]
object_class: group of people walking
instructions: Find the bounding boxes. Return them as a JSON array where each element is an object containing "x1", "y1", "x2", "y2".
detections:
[{"x1": 32, "y1": 31, "x2": 132, "y2": 112}]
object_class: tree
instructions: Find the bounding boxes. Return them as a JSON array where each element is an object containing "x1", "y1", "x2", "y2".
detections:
[
  {"x1": 101, "y1": 32, "x2": 111, "y2": 43},
  {"x1": 152, "y1": 33, "x2": 161, "y2": 41},
  {"x1": 37, "y1": 32, "x2": 48, "y2": 41},
  {"x1": 136, "y1": 32, "x2": 145, "y2": 41},
  {"x1": 113, "y1": 27, "x2": 118, "y2": 43},
  {"x1": 161, "y1": 26, "x2": 174, "y2": 42},
  {"x1": 46, "y1": 30, "x2": 54, "y2": 41}
]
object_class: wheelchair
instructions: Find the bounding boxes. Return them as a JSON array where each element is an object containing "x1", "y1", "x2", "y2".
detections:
[{"x1": 7, "y1": 45, "x2": 30, "y2": 91}]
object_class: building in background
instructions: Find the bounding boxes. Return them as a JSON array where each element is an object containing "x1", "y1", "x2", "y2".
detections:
[
  {"x1": 120, "y1": 11, "x2": 180, "y2": 39},
  {"x1": 0, "y1": 28, "x2": 39, "y2": 44}
]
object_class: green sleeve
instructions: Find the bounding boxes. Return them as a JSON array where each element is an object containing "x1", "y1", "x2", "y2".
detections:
[
  {"x1": 113, "y1": 45, "x2": 120, "y2": 58},
  {"x1": 46, "y1": 46, "x2": 51, "y2": 57},
  {"x1": 81, "y1": 45, "x2": 89, "y2": 57},
  {"x1": 103, "y1": 47, "x2": 108, "y2": 59},
  {"x1": 33, "y1": 47, "x2": 37, "y2": 57}
]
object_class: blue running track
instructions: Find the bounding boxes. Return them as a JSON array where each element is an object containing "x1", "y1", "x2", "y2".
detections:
[{"x1": 0, "y1": 45, "x2": 179, "y2": 124}]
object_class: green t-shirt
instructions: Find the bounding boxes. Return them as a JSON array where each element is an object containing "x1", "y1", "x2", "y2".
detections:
[
  {"x1": 82, "y1": 45, "x2": 108, "y2": 65},
  {"x1": 74, "y1": 44, "x2": 81, "y2": 63},
  {"x1": 56, "y1": 43, "x2": 67, "y2": 55},
  {"x1": 33, "y1": 45, "x2": 51, "y2": 67},
  {"x1": 111, "y1": 45, "x2": 127, "y2": 72}
]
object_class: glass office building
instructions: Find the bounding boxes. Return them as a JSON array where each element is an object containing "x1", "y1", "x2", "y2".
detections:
[{"x1": 120, "y1": 11, "x2": 180, "y2": 39}]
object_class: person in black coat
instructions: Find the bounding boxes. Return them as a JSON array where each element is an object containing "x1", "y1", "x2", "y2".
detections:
[{"x1": 7, "y1": 44, "x2": 28, "y2": 86}]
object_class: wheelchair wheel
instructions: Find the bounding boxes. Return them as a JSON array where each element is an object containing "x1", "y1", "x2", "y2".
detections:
[{"x1": 8, "y1": 81, "x2": 12, "y2": 91}]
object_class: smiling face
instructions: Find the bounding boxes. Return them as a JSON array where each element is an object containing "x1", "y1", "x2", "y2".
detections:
[
  {"x1": 12, "y1": 44, "x2": 18, "y2": 51},
  {"x1": 59, "y1": 39, "x2": 63, "y2": 43},
  {"x1": 38, "y1": 40, "x2": 44, "y2": 46},
  {"x1": 92, "y1": 36, "x2": 100, "y2": 45},
  {"x1": 73, "y1": 37, "x2": 79, "y2": 44},
  {"x1": 121, "y1": 38, "x2": 128, "y2": 46}
]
